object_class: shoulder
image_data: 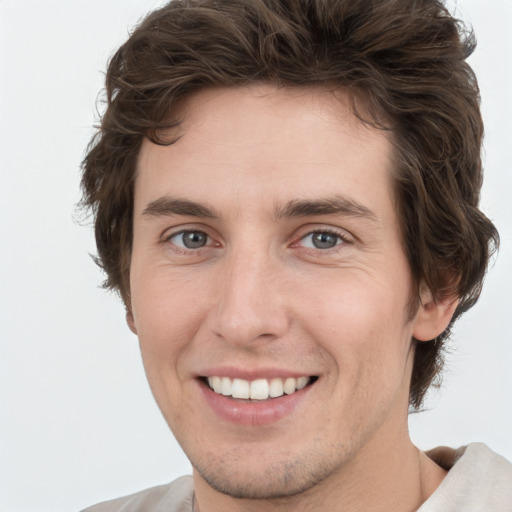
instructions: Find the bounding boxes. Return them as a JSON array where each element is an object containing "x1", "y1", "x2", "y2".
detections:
[
  {"x1": 81, "y1": 475, "x2": 194, "y2": 512},
  {"x1": 419, "y1": 443, "x2": 512, "y2": 511}
]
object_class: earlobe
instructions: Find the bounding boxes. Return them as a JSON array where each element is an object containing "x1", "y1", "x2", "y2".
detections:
[
  {"x1": 412, "y1": 288, "x2": 458, "y2": 342},
  {"x1": 126, "y1": 310, "x2": 138, "y2": 335}
]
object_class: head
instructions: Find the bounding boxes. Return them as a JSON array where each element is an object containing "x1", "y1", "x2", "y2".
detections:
[{"x1": 81, "y1": 0, "x2": 497, "y2": 417}]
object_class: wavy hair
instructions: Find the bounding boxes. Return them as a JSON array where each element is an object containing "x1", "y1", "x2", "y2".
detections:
[{"x1": 81, "y1": 0, "x2": 499, "y2": 409}]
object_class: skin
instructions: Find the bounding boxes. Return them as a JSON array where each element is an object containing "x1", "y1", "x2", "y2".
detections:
[{"x1": 127, "y1": 85, "x2": 457, "y2": 512}]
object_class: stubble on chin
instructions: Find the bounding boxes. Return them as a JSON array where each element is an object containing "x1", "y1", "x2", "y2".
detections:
[{"x1": 191, "y1": 443, "x2": 349, "y2": 502}]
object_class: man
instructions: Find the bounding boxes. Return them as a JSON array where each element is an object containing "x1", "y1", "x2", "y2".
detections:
[{"x1": 80, "y1": 0, "x2": 512, "y2": 510}]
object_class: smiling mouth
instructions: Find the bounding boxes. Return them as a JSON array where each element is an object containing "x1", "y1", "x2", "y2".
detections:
[{"x1": 202, "y1": 376, "x2": 318, "y2": 400}]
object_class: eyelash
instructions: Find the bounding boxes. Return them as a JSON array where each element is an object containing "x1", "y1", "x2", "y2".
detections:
[
  {"x1": 293, "y1": 228, "x2": 350, "y2": 251},
  {"x1": 163, "y1": 229, "x2": 217, "y2": 254},
  {"x1": 161, "y1": 227, "x2": 351, "y2": 255}
]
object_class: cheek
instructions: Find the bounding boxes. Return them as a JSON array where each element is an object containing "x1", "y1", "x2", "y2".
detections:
[
  {"x1": 132, "y1": 260, "x2": 198, "y2": 326},
  {"x1": 130, "y1": 267, "x2": 205, "y2": 368},
  {"x1": 303, "y1": 277, "x2": 413, "y2": 384},
  {"x1": 131, "y1": 274, "x2": 203, "y2": 417}
]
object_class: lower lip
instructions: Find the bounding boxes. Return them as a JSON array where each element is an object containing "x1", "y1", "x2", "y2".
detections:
[{"x1": 198, "y1": 380, "x2": 314, "y2": 426}]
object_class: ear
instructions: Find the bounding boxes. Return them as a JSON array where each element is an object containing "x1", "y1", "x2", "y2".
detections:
[
  {"x1": 412, "y1": 287, "x2": 458, "y2": 342},
  {"x1": 126, "y1": 310, "x2": 138, "y2": 335}
]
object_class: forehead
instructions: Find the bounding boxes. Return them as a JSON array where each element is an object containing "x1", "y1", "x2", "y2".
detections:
[{"x1": 135, "y1": 84, "x2": 395, "y2": 218}]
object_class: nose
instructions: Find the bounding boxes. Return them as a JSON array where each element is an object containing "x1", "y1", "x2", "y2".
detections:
[{"x1": 208, "y1": 249, "x2": 290, "y2": 347}]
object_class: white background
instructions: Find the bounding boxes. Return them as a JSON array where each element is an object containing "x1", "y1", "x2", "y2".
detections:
[{"x1": 1, "y1": 1, "x2": 511, "y2": 511}]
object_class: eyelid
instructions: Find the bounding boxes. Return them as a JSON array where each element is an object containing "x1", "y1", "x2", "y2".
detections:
[
  {"x1": 169, "y1": 230, "x2": 208, "y2": 248},
  {"x1": 292, "y1": 225, "x2": 353, "y2": 247},
  {"x1": 299, "y1": 232, "x2": 345, "y2": 250},
  {"x1": 161, "y1": 222, "x2": 215, "y2": 240},
  {"x1": 161, "y1": 224, "x2": 221, "y2": 251}
]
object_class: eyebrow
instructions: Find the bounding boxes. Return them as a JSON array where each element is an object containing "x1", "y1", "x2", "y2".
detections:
[
  {"x1": 141, "y1": 195, "x2": 378, "y2": 222},
  {"x1": 275, "y1": 196, "x2": 378, "y2": 222},
  {"x1": 142, "y1": 197, "x2": 218, "y2": 219}
]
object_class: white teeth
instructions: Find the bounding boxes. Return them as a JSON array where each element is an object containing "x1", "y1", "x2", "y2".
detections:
[
  {"x1": 211, "y1": 376, "x2": 222, "y2": 393},
  {"x1": 269, "y1": 378, "x2": 284, "y2": 398},
  {"x1": 206, "y1": 376, "x2": 312, "y2": 400},
  {"x1": 250, "y1": 379, "x2": 269, "y2": 400},
  {"x1": 297, "y1": 376, "x2": 309, "y2": 390},
  {"x1": 283, "y1": 377, "x2": 296, "y2": 395},
  {"x1": 221, "y1": 376, "x2": 232, "y2": 396},
  {"x1": 232, "y1": 378, "x2": 250, "y2": 399}
]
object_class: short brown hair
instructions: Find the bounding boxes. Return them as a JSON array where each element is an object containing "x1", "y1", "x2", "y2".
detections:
[{"x1": 81, "y1": 0, "x2": 499, "y2": 409}]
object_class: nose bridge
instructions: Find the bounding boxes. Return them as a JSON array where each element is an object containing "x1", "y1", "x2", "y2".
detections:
[{"x1": 210, "y1": 242, "x2": 288, "y2": 345}]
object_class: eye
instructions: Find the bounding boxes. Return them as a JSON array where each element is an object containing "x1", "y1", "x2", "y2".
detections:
[
  {"x1": 299, "y1": 231, "x2": 344, "y2": 249},
  {"x1": 169, "y1": 230, "x2": 210, "y2": 249}
]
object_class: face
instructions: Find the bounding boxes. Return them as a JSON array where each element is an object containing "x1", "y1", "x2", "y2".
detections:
[{"x1": 128, "y1": 85, "x2": 439, "y2": 500}]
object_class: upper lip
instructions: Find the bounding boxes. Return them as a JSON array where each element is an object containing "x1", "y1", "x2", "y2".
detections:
[{"x1": 197, "y1": 366, "x2": 317, "y2": 380}]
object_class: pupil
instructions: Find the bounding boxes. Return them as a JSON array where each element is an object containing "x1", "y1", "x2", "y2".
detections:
[
  {"x1": 312, "y1": 232, "x2": 337, "y2": 249},
  {"x1": 183, "y1": 231, "x2": 207, "y2": 249}
]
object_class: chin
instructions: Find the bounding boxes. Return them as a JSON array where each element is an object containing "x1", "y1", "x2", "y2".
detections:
[{"x1": 191, "y1": 448, "x2": 344, "y2": 500}]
